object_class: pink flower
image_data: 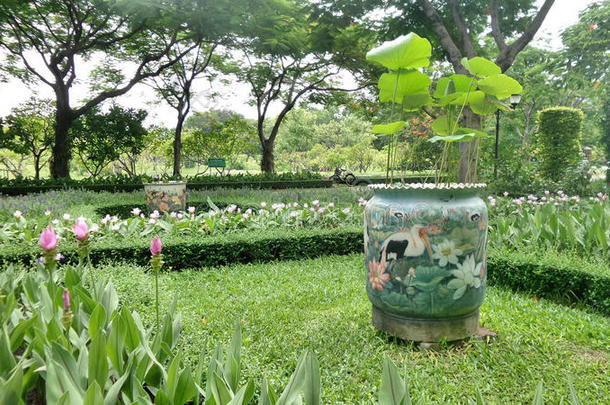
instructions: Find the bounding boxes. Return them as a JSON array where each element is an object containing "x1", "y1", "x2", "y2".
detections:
[
  {"x1": 170, "y1": 212, "x2": 177, "y2": 218},
  {"x1": 368, "y1": 258, "x2": 390, "y2": 291},
  {"x1": 188, "y1": 206, "x2": 196, "y2": 213},
  {"x1": 72, "y1": 220, "x2": 89, "y2": 241},
  {"x1": 39, "y1": 226, "x2": 58, "y2": 251},
  {"x1": 150, "y1": 236, "x2": 162, "y2": 256},
  {"x1": 62, "y1": 288, "x2": 70, "y2": 310}
]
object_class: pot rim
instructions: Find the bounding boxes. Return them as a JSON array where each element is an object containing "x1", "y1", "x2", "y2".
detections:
[
  {"x1": 368, "y1": 182, "x2": 486, "y2": 191},
  {"x1": 143, "y1": 181, "x2": 187, "y2": 186}
]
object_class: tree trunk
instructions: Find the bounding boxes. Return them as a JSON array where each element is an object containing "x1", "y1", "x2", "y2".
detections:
[
  {"x1": 457, "y1": 110, "x2": 481, "y2": 183},
  {"x1": 260, "y1": 140, "x2": 275, "y2": 173},
  {"x1": 173, "y1": 112, "x2": 186, "y2": 177},
  {"x1": 34, "y1": 154, "x2": 41, "y2": 180},
  {"x1": 50, "y1": 104, "x2": 74, "y2": 179}
]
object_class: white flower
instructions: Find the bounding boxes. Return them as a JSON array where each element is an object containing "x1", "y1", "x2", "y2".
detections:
[
  {"x1": 177, "y1": 213, "x2": 184, "y2": 219},
  {"x1": 111, "y1": 224, "x2": 120, "y2": 231},
  {"x1": 432, "y1": 239, "x2": 463, "y2": 267},
  {"x1": 150, "y1": 210, "x2": 160, "y2": 219},
  {"x1": 52, "y1": 219, "x2": 59, "y2": 225},
  {"x1": 503, "y1": 192, "x2": 509, "y2": 197},
  {"x1": 170, "y1": 212, "x2": 177, "y2": 218},
  {"x1": 317, "y1": 207, "x2": 325, "y2": 214},
  {"x1": 77, "y1": 216, "x2": 87, "y2": 222},
  {"x1": 293, "y1": 202, "x2": 299, "y2": 208},
  {"x1": 312, "y1": 200, "x2": 319, "y2": 207},
  {"x1": 140, "y1": 213, "x2": 145, "y2": 218},
  {"x1": 227, "y1": 204, "x2": 237, "y2": 213},
  {"x1": 149, "y1": 219, "x2": 156, "y2": 224},
  {"x1": 260, "y1": 202, "x2": 267, "y2": 208},
  {"x1": 63, "y1": 213, "x2": 71, "y2": 220},
  {"x1": 328, "y1": 203, "x2": 335, "y2": 208},
  {"x1": 13, "y1": 210, "x2": 22, "y2": 218},
  {"x1": 447, "y1": 255, "x2": 483, "y2": 299},
  {"x1": 44, "y1": 210, "x2": 51, "y2": 216},
  {"x1": 131, "y1": 207, "x2": 141, "y2": 216},
  {"x1": 303, "y1": 203, "x2": 308, "y2": 208},
  {"x1": 90, "y1": 225, "x2": 99, "y2": 233},
  {"x1": 243, "y1": 213, "x2": 249, "y2": 219},
  {"x1": 342, "y1": 208, "x2": 350, "y2": 214},
  {"x1": 188, "y1": 206, "x2": 196, "y2": 213},
  {"x1": 290, "y1": 211, "x2": 298, "y2": 217}
]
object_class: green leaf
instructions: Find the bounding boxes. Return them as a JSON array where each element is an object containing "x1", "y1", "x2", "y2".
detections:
[
  {"x1": 155, "y1": 389, "x2": 171, "y2": 405},
  {"x1": 227, "y1": 380, "x2": 255, "y2": 405},
  {"x1": 119, "y1": 309, "x2": 141, "y2": 353},
  {"x1": 469, "y1": 92, "x2": 499, "y2": 115},
  {"x1": 84, "y1": 382, "x2": 105, "y2": 405},
  {"x1": 478, "y1": 74, "x2": 522, "y2": 99},
  {"x1": 174, "y1": 363, "x2": 198, "y2": 405},
  {"x1": 373, "y1": 121, "x2": 406, "y2": 135},
  {"x1": 212, "y1": 371, "x2": 234, "y2": 405},
  {"x1": 88, "y1": 333, "x2": 108, "y2": 391},
  {"x1": 430, "y1": 117, "x2": 455, "y2": 136},
  {"x1": 89, "y1": 304, "x2": 107, "y2": 341},
  {"x1": 366, "y1": 33, "x2": 432, "y2": 70},
  {"x1": 378, "y1": 71, "x2": 431, "y2": 104},
  {"x1": 303, "y1": 353, "x2": 321, "y2": 405},
  {"x1": 567, "y1": 377, "x2": 580, "y2": 405},
  {"x1": 50, "y1": 342, "x2": 85, "y2": 396},
  {"x1": 104, "y1": 356, "x2": 134, "y2": 405},
  {"x1": 461, "y1": 57, "x2": 501, "y2": 78},
  {"x1": 258, "y1": 379, "x2": 277, "y2": 405},
  {"x1": 276, "y1": 351, "x2": 309, "y2": 405},
  {"x1": 402, "y1": 93, "x2": 432, "y2": 111},
  {"x1": 434, "y1": 75, "x2": 475, "y2": 98},
  {"x1": 378, "y1": 355, "x2": 407, "y2": 405},
  {"x1": 225, "y1": 321, "x2": 242, "y2": 392},
  {"x1": 0, "y1": 364, "x2": 23, "y2": 405},
  {"x1": 0, "y1": 326, "x2": 17, "y2": 378}
]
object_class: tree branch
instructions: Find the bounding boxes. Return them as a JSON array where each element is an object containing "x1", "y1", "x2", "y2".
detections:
[
  {"x1": 447, "y1": 0, "x2": 476, "y2": 58},
  {"x1": 495, "y1": 0, "x2": 556, "y2": 72},
  {"x1": 490, "y1": 0, "x2": 507, "y2": 52},
  {"x1": 416, "y1": 0, "x2": 466, "y2": 74}
]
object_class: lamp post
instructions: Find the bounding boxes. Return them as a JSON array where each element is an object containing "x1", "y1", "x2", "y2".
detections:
[{"x1": 494, "y1": 93, "x2": 522, "y2": 177}]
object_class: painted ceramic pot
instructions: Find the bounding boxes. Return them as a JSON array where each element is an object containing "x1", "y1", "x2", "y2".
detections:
[
  {"x1": 364, "y1": 183, "x2": 488, "y2": 342},
  {"x1": 144, "y1": 181, "x2": 187, "y2": 212}
]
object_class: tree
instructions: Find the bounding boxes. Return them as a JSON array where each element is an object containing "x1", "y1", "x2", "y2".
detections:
[
  {"x1": 71, "y1": 105, "x2": 147, "y2": 177},
  {"x1": 149, "y1": 42, "x2": 219, "y2": 176},
  {"x1": 1, "y1": 99, "x2": 54, "y2": 179},
  {"x1": 232, "y1": 0, "x2": 374, "y2": 173},
  {"x1": 182, "y1": 115, "x2": 257, "y2": 175},
  {"x1": 0, "y1": 0, "x2": 226, "y2": 178},
  {"x1": 379, "y1": 0, "x2": 556, "y2": 181}
]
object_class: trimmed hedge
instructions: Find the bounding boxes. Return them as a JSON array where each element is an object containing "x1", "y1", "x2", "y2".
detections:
[
  {"x1": 535, "y1": 107, "x2": 583, "y2": 181},
  {"x1": 95, "y1": 200, "x2": 262, "y2": 218},
  {"x1": 0, "y1": 173, "x2": 333, "y2": 196},
  {"x1": 2, "y1": 227, "x2": 608, "y2": 314}
]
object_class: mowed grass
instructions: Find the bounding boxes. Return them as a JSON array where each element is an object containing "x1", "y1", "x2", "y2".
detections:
[{"x1": 95, "y1": 254, "x2": 609, "y2": 404}]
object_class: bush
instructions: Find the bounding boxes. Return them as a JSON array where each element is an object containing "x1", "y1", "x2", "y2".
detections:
[{"x1": 535, "y1": 107, "x2": 583, "y2": 181}]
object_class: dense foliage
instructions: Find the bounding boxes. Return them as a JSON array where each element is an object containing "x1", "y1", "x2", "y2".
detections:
[{"x1": 535, "y1": 107, "x2": 584, "y2": 181}]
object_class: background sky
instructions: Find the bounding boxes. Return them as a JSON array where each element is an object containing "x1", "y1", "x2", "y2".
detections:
[{"x1": 0, "y1": 0, "x2": 599, "y2": 127}]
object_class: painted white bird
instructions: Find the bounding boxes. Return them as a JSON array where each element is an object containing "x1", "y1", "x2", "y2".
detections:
[{"x1": 378, "y1": 224, "x2": 434, "y2": 264}]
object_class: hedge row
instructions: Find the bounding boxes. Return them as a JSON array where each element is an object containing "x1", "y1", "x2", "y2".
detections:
[
  {"x1": 2, "y1": 227, "x2": 607, "y2": 315},
  {"x1": 0, "y1": 179, "x2": 333, "y2": 196}
]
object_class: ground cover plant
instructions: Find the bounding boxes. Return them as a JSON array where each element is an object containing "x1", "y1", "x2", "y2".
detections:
[{"x1": 91, "y1": 254, "x2": 609, "y2": 404}]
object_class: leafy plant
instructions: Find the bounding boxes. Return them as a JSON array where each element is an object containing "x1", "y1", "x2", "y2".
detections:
[{"x1": 365, "y1": 33, "x2": 522, "y2": 184}]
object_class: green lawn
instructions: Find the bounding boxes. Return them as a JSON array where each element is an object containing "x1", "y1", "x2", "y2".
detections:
[{"x1": 94, "y1": 254, "x2": 610, "y2": 404}]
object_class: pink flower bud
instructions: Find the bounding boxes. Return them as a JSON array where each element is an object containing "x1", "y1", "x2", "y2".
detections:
[
  {"x1": 150, "y1": 235, "x2": 162, "y2": 256},
  {"x1": 62, "y1": 288, "x2": 70, "y2": 310},
  {"x1": 72, "y1": 220, "x2": 89, "y2": 241},
  {"x1": 39, "y1": 226, "x2": 58, "y2": 251}
]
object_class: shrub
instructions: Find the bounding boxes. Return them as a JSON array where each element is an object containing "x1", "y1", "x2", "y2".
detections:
[{"x1": 535, "y1": 107, "x2": 584, "y2": 181}]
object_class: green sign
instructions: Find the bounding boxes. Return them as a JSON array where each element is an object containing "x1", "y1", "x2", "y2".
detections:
[{"x1": 208, "y1": 158, "x2": 226, "y2": 168}]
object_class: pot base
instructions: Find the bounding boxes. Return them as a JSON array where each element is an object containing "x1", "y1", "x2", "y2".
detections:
[{"x1": 372, "y1": 307, "x2": 479, "y2": 342}]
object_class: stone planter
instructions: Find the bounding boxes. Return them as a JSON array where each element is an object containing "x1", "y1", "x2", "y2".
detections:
[
  {"x1": 144, "y1": 181, "x2": 187, "y2": 212},
  {"x1": 364, "y1": 183, "x2": 488, "y2": 342}
]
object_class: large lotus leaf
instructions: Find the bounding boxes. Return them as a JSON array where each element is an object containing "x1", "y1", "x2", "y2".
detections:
[
  {"x1": 433, "y1": 74, "x2": 475, "y2": 98},
  {"x1": 469, "y1": 92, "x2": 498, "y2": 115},
  {"x1": 478, "y1": 74, "x2": 522, "y2": 99},
  {"x1": 431, "y1": 116, "x2": 455, "y2": 135},
  {"x1": 402, "y1": 93, "x2": 432, "y2": 111},
  {"x1": 373, "y1": 121, "x2": 406, "y2": 135},
  {"x1": 366, "y1": 33, "x2": 432, "y2": 70},
  {"x1": 429, "y1": 128, "x2": 489, "y2": 143},
  {"x1": 461, "y1": 57, "x2": 501, "y2": 78},
  {"x1": 378, "y1": 70, "x2": 431, "y2": 103}
]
